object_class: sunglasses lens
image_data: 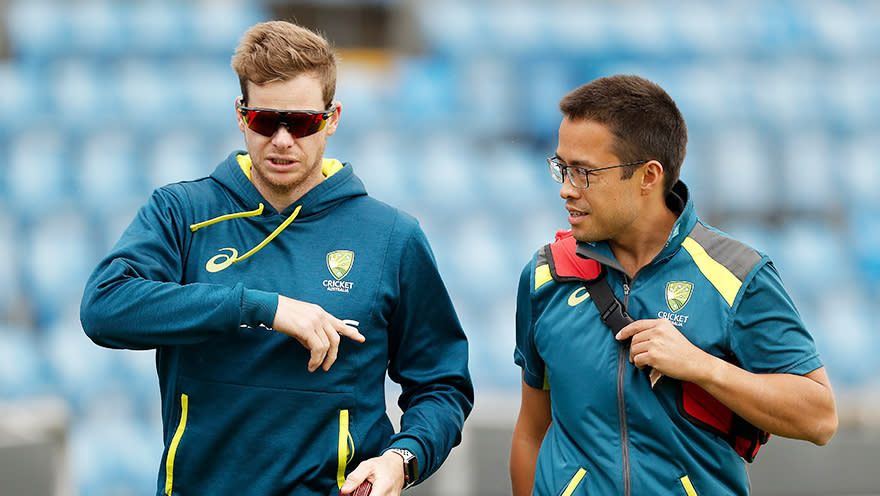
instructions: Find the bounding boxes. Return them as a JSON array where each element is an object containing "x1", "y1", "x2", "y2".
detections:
[
  {"x1": 244, "y1": 110, "x2": 282, "y2": 137},
  {"x1": 283, "y1": 113, "x2": 327, "y2": 138},
  {"x1": 243, "y1": 110, "x2": 329, "y2": 138}
]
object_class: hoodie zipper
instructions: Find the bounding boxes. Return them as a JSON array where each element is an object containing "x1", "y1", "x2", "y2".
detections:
[{"x1": 618, "y1": 277, "x2": 632, "y2": 496}]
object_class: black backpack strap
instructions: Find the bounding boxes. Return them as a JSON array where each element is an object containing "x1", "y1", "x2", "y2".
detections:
[{"x1": 581, "y1": 269, "x2": 634, "y2": 333}]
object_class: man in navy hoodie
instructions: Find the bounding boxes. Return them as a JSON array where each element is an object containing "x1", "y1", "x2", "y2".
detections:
[{"x1": 81, "y1": 20, "x2": 473, "y2": 496}]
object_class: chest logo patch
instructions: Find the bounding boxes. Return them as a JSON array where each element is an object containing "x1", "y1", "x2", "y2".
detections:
[
  {"x1": 665, "y1": 281, "x2": 694, "y2": 312},
  {"x1": 324, "y1": 250, "x2": 355, "y2": 293},
  {"x1": 327, "y1": 250, "x2": 354, "y2": 279}
]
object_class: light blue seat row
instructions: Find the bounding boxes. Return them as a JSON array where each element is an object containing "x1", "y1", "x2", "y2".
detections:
[
  {"x1": 412, "y1": 0, "x2": 880, "y2": 59},
  {"x1": 6, "y1": 0, "x2": 266, "y2": 59}
]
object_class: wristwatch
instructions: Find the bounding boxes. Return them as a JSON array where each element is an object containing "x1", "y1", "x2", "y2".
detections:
[{"x1": 387, "y1": 448, "x2": 419, "y2": 489}]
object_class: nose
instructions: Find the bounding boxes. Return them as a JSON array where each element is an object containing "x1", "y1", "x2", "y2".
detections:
[
  {"x1": 271, "y1": 124, "x2": 296, "y2": 147},
  {"x1": 558, "y1": 174, "x2": 579, "y2": 199}
]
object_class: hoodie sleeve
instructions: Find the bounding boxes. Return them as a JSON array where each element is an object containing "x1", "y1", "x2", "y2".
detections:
[
  {"x1": 80, "y1": 187, "x2": 278, "y2": 350},
  {"x1": 384, "y1": 218, "x2": 474, "y2": 484}
]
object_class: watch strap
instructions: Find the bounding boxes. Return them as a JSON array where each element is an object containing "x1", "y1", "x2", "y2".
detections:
[{"x1": 387, "y1": 448, "x2": 418, "y2": 489}]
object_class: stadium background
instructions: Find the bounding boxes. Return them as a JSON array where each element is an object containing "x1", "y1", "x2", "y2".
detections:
[{"x1": 0, "y1": 0, "x2": 878, "y2": 494}]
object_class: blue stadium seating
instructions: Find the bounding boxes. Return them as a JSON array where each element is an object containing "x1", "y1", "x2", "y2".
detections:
[{"x1": 0, "y1": 324, "x2": 52, "y2": 398}]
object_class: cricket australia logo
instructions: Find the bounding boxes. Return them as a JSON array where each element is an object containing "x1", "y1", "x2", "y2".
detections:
[
  {"x1": 665, "y1": 281, "x2": 693, "y2": 312},
  {"x1": 323, "y1": 250, "x2": 354, "y2": 293},
  {"x1": 658, "y1": 281, "x2": 694, "y2": 327}
]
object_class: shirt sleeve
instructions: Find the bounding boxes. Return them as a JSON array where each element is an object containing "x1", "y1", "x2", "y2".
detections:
[
  {"x1": 385, "y1": 219, "x2": 474, "y2": 483},
  {"x1": 514, "y1": 256, "x2": 546, "y2": 390},
  {"x1": 729, "y1": 262, "x2": 823, "y2": 376},
  {"x1": 80, "y1": 187, "x2": 278, "y2": 350}
]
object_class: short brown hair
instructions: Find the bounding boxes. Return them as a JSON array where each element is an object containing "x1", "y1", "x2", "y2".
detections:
[
  {"x1": 231, "y1": 20, "x2": 337, "y2": 107},
  {"x1": 559, "y1": 75, "x2": 687, "y2": 194}
]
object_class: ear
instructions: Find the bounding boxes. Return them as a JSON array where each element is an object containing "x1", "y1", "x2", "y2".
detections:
[
  {"x1": 235, "y1": 96, "x2": 247, "y2": 133},
  {"x1": 640, "y1": 160, "x2": 665, "y2": 195},
  {"x1": 324, "y1": 101, "x2": 342, "y2": 137}
]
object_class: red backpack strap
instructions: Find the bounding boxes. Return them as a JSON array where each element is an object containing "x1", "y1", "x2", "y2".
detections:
[{"x1": 544, "y1": 230, "x2": 602, "y2": 282}]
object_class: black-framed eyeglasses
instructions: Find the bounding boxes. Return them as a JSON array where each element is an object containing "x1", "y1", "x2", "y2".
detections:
[
  {"x1": 547, "y1": 156, "x2": 649, "y2": 189},
  {"x1": 237, "y1": 100, "x2": 336, "y2": 138}
]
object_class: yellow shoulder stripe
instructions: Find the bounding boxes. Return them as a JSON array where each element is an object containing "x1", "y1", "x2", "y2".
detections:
[
  {"x1": 681, "y1": 237, "x2": 741, "y2": 306},
  {"x1": 535, "y1": 264, "x2": 552, "y2": 290}
]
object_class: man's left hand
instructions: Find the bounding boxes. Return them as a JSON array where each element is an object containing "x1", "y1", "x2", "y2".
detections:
[
  {"x1": 339, "y1": 451, "x2": 405, "y2": 496},
  {"x1": 616, "y1": 318, "x2": 712, "y2": 383}
]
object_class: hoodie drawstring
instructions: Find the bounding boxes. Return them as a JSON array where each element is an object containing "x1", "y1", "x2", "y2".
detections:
[
  {"x1": 190, "y1": 203, "x2": 265, "y2": 232},
  {"x1": 189, "y1": 203, "x2": 302, "y2": 272}
]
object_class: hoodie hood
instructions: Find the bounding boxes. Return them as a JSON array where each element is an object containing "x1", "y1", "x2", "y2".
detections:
[{"x1": 210, "y1": 151, "x2": 368, "y2": 218}]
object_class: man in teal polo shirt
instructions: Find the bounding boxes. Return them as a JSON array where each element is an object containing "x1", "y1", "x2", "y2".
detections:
[{"x1": 510, "y1": 75, "x2": 837, "y2": 496}]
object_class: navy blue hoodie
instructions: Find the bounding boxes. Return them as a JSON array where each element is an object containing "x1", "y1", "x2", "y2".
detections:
[{"x1": 81, "y1": 152, "x2": 473, "y2": 495}]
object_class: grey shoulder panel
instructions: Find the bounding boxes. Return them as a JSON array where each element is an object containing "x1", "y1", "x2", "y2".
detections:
[{"x1": 687, "y1": 223, "x2": 763, "y2": 281}]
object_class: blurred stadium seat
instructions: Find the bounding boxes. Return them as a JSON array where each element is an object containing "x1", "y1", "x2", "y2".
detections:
[
  {"x1": 7, "y1": 124, "x2": 74, "y2": 214},
  {"x1": 0, "y1": 324, "x2": 51, "y2": 398},
  {"x1": 124, "y1": 2, "x2": 188, "y2": 56},
  {"x1": 76, "y1": 128, "x2": 144, "y2": 215}
]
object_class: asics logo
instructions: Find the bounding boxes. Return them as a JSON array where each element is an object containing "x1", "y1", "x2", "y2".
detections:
[
  {"x1": 206, "y1": 248, "x2": 238, "y2": 273},
  {"x1": 568, "y1": 287, "x2": 590, "y2": 306}
]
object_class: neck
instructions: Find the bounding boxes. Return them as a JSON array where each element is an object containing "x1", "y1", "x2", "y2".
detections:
[{"x1": 609, "y1": 202, "x2": 679, "y2": 278}]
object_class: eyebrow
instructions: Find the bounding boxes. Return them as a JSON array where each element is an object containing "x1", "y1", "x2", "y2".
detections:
[{"x1": 553, "y1": 154, "x2": 597, "y2": 169}]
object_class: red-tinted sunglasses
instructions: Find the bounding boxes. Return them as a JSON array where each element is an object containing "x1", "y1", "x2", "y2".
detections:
[{"x1": 237, "y1": 101, "x2": 336, "y2": 138}]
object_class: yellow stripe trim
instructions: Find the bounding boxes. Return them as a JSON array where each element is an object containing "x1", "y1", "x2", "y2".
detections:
[
  {"x1": 535, "y1": 264, "x2": 552, "y2": 290},
  {"x1": 680, "y1": 475, "x2": 698, "y2": 496},
  {"x1": 165, "y1": 393, "x2": 189, "y2": 496},
  {"x1": 561, "y1": 468, "x2": 587, "y2": 496},
  {"x1": 681, "y1": 237, "x2": 741, "y2": 306},
  {"x1": 337, "y1": 409, "x2": 351, "y2": 488},
  {"x1": 542, "y1": 366, "x2": 550, "y2": 391}
]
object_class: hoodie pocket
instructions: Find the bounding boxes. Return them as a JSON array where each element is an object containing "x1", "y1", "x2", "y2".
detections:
[
  {"x1": 166, "y1": 376, "x2": 360, "y2": 495},
  {"x1": 557, "y1": 467, "x2": 587, "y2": 496}
]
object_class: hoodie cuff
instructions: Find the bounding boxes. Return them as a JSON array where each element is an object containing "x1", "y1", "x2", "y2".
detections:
[
  {"x1": 383, "y1": 437, "x2": 426, "y2": 484},
  {"x1": 241, "y1": 288, "x2": 279, "y2": 328}
]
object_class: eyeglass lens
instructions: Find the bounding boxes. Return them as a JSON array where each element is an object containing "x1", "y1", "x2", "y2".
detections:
[{"x1": 548, "y1": 159, "x2": 589, "y2": 188}]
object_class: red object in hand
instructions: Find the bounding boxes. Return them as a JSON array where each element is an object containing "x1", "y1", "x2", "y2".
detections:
[{"x1": 340, "y1": 481, "x2": 372, "y2": 496}]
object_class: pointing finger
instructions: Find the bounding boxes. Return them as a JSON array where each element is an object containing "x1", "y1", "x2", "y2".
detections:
[{"x1": 338, "y1": 319, "x2": 366, "y2": 342}]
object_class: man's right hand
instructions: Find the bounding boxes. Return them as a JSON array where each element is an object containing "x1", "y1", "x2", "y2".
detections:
[{"x1": 272, "y1": 295, "x2": 365, "y2": 372}]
